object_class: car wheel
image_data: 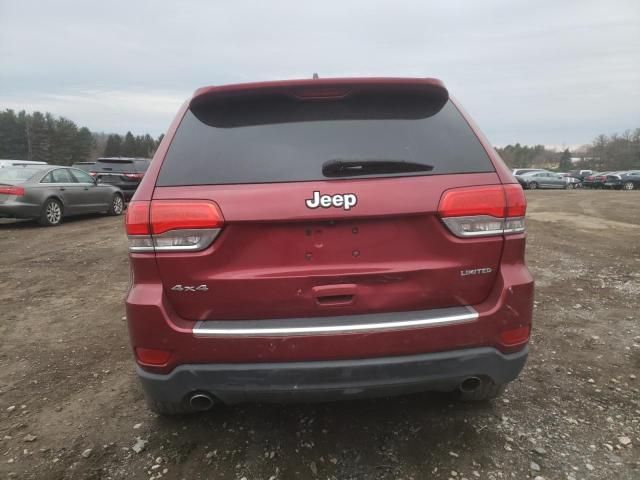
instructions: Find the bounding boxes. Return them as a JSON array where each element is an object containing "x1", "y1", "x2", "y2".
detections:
[
  {"x1": 108, "y1": 193, "x2": 125, "y2": 216},
  {"x1": 624, "y1": 181, "x2": 635, "y2": 191},
  {"x1": 529, "y1": 182, "x2": 538, "y2": 190},
  {"x1": 39, "y1": 198, "x2": 63, "y2": 226}
]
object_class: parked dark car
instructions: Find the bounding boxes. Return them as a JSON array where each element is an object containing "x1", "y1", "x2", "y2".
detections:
[
  {"x1": 515, "y1": 170, "x2": 568, "y2": 189},
  {"x1": 568, "y1": 169, "x2": 593, "y2": 180},
  {"x1": 71, "y1": 161, "x2": 96, "y2": 172},
  {"x1": 604, "y1": 170, "x2": 640, "y2": 190},
  {"x1": 582, "y1": 172, "x2": 611, "y2": 188},
  {"x1": 90, "y1": 157, "x2": 151, "y2": 200},
  {"x1": 0, "y1": 165, "x2": 125, "y2": 226},
  {"x1": 124, "y1": 77, "x2": 533, "y2": 415}
]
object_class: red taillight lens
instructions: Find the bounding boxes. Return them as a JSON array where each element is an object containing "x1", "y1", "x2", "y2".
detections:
[
  {"x1": 438, "y1": 185, "x2": 506, "y2": 218},
  {"x1": 125, "y1": 200, "x2": 224, "y2": 253},
  {"x1": 135, "y1": 347, "x2": 172, "y2": 366},
  {"x1": 0, "y1": 186, "x2": 25, "y2": 196},
  {"x1": 124, "y1": 172, "x2": 145, "y2": 179},
  {"x1": 150, "y1": 200, "x2": 224, "y2": 235},
  {"x1": 504, "y1": 184, "x2": 527, "y2": 217},
  {"x1": 438, "y1": 184, "x2": 526, "y2": 238},
  {"x1": 499, "y1": 325, "x2": 530, "y2": 348},
  {"x1": 125, "y1": 201, "x2": 150, "y2": 235}
]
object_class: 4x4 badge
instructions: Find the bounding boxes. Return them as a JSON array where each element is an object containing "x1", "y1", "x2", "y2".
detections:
[
  {"x1": 305, "y1": 191, "x2": 357, "y2": 210},
  {"x1": 171, "y1": 284, "x2": 209, "y2": 292}
]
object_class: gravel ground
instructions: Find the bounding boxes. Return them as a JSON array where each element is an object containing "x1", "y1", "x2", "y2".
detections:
[{"x1": 0, "y1": 190, "x2": 638, "y2": 480}]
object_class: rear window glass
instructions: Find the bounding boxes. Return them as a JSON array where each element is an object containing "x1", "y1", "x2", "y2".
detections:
[
  {"x1": 42, "y1": 169, "x2": 75, "y2": 183},
  {"x1": 70, "y1": 169, "x2": 94, "y2": 183},
  {"x1": 93, "y1": 159, "x2": 150, "y2": 173},
  {"x1": 94, "y1": 159, "x2": 135, "y2": 173},
  {"x1": 157, "y1": 96, "x2": 494, "y2": 186}
]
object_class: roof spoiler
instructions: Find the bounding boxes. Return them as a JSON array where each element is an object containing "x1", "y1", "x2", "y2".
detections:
[{"x1": 190, "y1": 77, "x2": 449, "y2": 110}]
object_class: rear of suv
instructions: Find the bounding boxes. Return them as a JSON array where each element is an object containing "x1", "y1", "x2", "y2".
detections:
[
  {"x1": 91, "y1": 157, "x2": 151, "y2": 200},
  {"x1": 125, "y1": 78, "x2": 534, "y2": 414}
]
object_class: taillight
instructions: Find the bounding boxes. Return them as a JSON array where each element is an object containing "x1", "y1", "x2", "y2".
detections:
[
  {"x1": 125, "y1": 200, "x2": 224, "y2": 252},
  {"x1": 135, "y1": 347, "x2": 172, "y2": 366},
  {"x1": 0, "y1": 186, "x2": 25, "y2": 196},
  {"x1": 499, "y1": 325, "x2": 531, "y2": 351},
  {"x1": 438, "y1": 184, "x2": 526, "y2": 238},
  {"x1": 124, "y1": 201, "x2": 154, "y2": 251},
  {"x1": 125, "y1": 202, "x2": 151, "y2": 235},
  {"x1": 123, "y1": 172, "x2": 145, "y2": 179}
]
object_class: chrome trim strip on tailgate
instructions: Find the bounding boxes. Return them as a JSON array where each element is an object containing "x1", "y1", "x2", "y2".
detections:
[{"x1": 193, "y1": 306, "x2": 478, "y2": 337}]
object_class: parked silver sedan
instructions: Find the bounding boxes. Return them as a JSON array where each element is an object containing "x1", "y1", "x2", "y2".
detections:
[
  {"x1": 0, "y1": 165, "x2": 125, "y2": 226},
  {"x1": 515, "y1": 170, "x2": 569, "y2": 189}
]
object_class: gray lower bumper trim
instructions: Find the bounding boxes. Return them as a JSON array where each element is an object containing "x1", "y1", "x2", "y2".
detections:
[
  {"x1": 137, "y1": 346, "x2": 528, "y2": 405},
  {"x1": 193, "y1": 306, "x2": 478, "y2": 337}
]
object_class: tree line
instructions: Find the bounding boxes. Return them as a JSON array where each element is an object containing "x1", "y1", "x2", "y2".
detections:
[
  {"x1": 103, "y1": 132, "x2": 164, "y2": 158},
  {"x1": 0, "y1": 109, "x2": 162, "y2": 165},
  {"x1": 497, "y1": 128, "x2": 640, "y2": 172},
  {"x1": 3, "y1": 108, "x2": 637, "y2": 172}
]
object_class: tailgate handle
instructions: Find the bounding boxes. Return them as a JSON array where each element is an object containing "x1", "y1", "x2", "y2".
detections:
[{"x1": 312, "y1": 284, "x2": 356, "y2": 306}]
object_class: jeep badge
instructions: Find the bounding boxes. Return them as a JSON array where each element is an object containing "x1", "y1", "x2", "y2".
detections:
[{"x1": 305, "y1": 191, "x2": 357, "y2": 210}]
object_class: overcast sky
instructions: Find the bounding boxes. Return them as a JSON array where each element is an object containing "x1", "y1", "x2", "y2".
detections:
[{"x1": 1, "y1": 0, "x2": 639, "y2": 147}]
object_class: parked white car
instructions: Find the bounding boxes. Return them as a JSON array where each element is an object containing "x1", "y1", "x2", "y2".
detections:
[
  {"x1": 558, "y1": 173, "x2": 582, "y2": 188},
  {"x1": 0, "y1": 159, "x2": 47, "y2": 168}
]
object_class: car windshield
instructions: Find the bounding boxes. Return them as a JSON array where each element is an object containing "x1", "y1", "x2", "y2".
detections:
[{"x1": 0, "y1": 166, "x2": 46, "y2": 183}]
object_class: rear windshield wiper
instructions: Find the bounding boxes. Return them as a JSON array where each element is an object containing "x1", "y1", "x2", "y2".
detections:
[{"x1": 322, "y1": 159, "x2": 434, "y2": 178}]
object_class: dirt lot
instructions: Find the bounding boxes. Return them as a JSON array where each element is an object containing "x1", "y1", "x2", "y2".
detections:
[{"x1": 1, "y1": 190, "x2": 638, "y2": 480}]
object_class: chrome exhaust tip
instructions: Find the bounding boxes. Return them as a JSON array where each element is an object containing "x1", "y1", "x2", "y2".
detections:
[
  {"x1": 189, "y1": 393, "x2": 214, "y2": 411},
  {"x1": 460, "y1": 376, "x2": 482, "y2": 393}
]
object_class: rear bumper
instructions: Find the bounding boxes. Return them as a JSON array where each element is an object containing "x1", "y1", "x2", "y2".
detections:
[
  {"x1": 137, "y1": 346, "x2": 528, "y2": 404},
  {"x1": 127, "y1": 240, "x2": 534, "y2": 374},
  {"x1": 0, "y1": 202, "x2": 40, "y2": 219},
  {"x1": 120, "y1": 189, "x2": 137, "y2": 201},
  {"x1": 98, "y1": 181, "x2": 137, "y2": 199},
  {"x1": 109, "y1": 186, "x2": 136, "y2": 200}
]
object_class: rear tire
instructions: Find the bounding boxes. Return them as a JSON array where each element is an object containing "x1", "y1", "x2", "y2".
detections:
[
  {"x1": 108, "y1": 193, "x2": 124, "y2": 216},
  {"x1": 38, "y1": 198, "x2": 63, "y2": 226},
  {"x1": 528, "y1": 182, "x2": 538, "y2": 190},
  {"x1": 624, "y1": 181, "x2": 635, "y2": 191},
  {"x1": 457, "y1": 381, "x2": 506, "y2": 402}
]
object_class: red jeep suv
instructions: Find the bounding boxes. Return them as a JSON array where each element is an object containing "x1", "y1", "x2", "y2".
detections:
[{"x1": 125, "y1": 78, "x2": 533, "y2": 414}]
